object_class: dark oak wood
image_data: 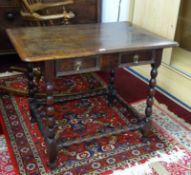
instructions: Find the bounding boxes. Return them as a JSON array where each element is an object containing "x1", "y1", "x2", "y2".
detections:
[
  {"x1": 141, "y1": 49, "x2": 163, "y2": 140},
  {"x1": 46, "y1": 81, "x2": 57, "y2": 169},
  {"x1": 107, "y1": 69, "x2": 116, "y2": 106},
  {"x1": 27, "y1": 63, "x2": 37, "y2": 122},
  {"x1": 120, "y1": 50, "x2": 153, "y2": 65},
  {"x1": 6, "y1": 22, "x2": 178, "y2": 168},
  {"x1": 56, "y1": 56, "x2": 100, "y2": 76},
  {"x1": 0, "y1": 0, "x2": 22, "y2": 54},
  {"x1": 7, "y1": 22, "x2": 177, "y2": 62}
]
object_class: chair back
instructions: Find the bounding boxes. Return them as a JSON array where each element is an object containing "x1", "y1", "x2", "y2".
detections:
[
  {"x1": 19, "y1": 0, "x2": 41, "y2": 13},
  {"x1": 17, "y1": 0, "x2": 75, "y2": 26}
]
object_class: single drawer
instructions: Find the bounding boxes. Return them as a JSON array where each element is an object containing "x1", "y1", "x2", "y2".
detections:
[
  {"x1": 120, "y1": 50, "x2": 153, "y2": 66},
  {"x1": 56, "y1": 56, "x2": 100, "y2": 76}
]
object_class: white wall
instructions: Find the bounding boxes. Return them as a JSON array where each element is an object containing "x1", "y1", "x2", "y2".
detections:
[{"x1": 102, "y1": 0, "x2": 130, "y2": 22}]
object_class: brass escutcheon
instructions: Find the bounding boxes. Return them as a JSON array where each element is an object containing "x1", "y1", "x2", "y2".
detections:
[
  {"x1": 133, "y1": 54, "x2": 139, "y2": 63},
  {"x1": 75, "y1": 61, "x2": 82, "y2": 71}
]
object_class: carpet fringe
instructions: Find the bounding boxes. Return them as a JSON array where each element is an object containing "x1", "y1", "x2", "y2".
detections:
[
  {"x1": 112, "y1": 147, "x2": 186, "y2": 175},
  {"x1": 154, "y1": 98, "x2": 191, "y2": 130}
]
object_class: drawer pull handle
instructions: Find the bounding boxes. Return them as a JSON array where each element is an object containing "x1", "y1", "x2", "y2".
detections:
[
  {"x1": 133, "y1": 54, "x2": 139, "y2": 63},
  {"x1": 6, "y1": 12, "x2": 15, "y2": 21},
  {"x1": 75, "y1": 61, "x2": 82, "y2": 71}
]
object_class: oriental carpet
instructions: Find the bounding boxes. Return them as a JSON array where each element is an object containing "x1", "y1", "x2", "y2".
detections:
[{"x1": 0, "y1": 71, "x2": 191, "y2": 175}]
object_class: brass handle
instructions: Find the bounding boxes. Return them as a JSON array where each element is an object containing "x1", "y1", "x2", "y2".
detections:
[
  {"x1": 133, "y1": 54, "x2": 139, "y2": 64},
  {"x1": 75, "y1": 61, "x2": 82, "y2": 71},
  {"x1": 6, "y1": 12, "x2": 15, "y2": 21}
]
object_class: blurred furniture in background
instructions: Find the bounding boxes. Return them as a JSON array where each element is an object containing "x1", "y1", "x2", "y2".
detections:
[
  {"x1": 19, "y1": 0, "x2": 75, "y2": 25},
  {"x1": 0, "y1": 0, "x2": 101, "y2": 54},
  {"x1": 0, "y1": 0, "x2": 22, "y2": 54}
]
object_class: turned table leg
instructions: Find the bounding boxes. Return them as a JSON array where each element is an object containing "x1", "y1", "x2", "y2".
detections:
[
  {"x1": 44, "y1": 61, "x2": 58, "y2": 169},
  {"x1": 142, "y1": 63, "x2": 158, "y2": 137},
  {"x1": 46, "y1": 82, "x2": 58, "y2": 169},
  {"x1": 141, "y1": 49, "x2": 162, "y2": 139},
  {"x1": 27, "y1": 63, "x2": 37, "y2": 122},
  {"x1": 107, "y1": 69, "x2": 116, "y2": 106}
]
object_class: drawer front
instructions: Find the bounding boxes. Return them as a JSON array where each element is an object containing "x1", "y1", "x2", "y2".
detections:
[
  {"x1": 56, "y1": 56, "x2": 100, "y2": 76},
  {"x1": 120, "y1": 50, "x2": 153, "y2": 66}
]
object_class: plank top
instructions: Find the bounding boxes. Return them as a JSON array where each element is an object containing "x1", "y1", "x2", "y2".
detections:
[{"x1": 6, "y1": 22, "x2": 178, "y2": 62}]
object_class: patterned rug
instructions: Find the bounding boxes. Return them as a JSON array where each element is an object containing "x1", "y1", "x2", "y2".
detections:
[
  {"x1": 0, "y1": 73, "x2": 191, "y2": 175},
  {"x1": 0, "y1": 135, "x2": 16, "y2": 175}
]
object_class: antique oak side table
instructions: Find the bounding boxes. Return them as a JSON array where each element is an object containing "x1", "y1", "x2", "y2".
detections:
[{"x1": 6, "y1": 22, "x2": 177, "y2": 168}]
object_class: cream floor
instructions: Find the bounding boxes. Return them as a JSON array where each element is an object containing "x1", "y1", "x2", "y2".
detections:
[
  {"x1": 131, "y1": 63, "x2": 191, "y2": 109},
  {"x1": 171, "y1": 48, "x2": 191, "y2": 77}
]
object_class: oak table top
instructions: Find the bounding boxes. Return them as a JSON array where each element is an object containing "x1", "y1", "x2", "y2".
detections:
[{"x1": 6, "y1": 22, "x2": 178, "y2": 62}]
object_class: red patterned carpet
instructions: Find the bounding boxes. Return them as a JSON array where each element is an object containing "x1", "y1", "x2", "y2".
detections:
[{"x1": 0, "y1": 69, "x2": 191, "y2": 174}]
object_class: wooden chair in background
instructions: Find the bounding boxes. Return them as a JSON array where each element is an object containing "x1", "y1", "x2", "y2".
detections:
[
  {"x1": 0, "y1": 0, "x2": 75, "y2": 96},
  {"x1": 19, "y1": 0, "x2": 75, "y2": 25}
]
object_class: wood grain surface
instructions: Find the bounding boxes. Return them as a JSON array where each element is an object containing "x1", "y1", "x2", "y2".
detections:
[{"x1": 6, "y1": 22, "x2": 178, "y2": 62}]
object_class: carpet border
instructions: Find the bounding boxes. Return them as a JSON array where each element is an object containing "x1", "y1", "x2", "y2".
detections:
[
  {"x1": 1, "y1": 96, "x2": 191, "y2": 175},
  {"x1": 125, "y1": 67, "x2": 191, "y2": 112},
  {"x1": 0, "y1": 102, "x2": 20, "y2": 175}
]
